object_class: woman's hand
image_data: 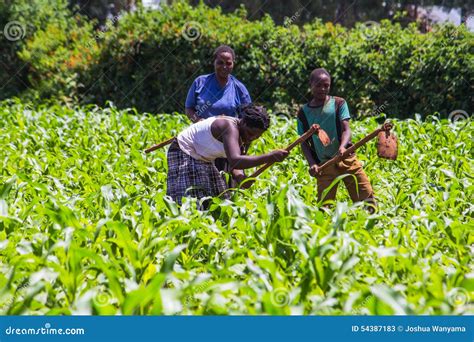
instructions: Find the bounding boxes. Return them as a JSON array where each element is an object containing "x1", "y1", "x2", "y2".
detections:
[
  {"x1": 231, "y1": 169, "x2": 246, "y2": 183},
  {"x1": 231, "y1": 170, "x2": 254, "y2": 189},
  {"x1": 268, "y1": 149, "x2": 289, "y2": 163}
]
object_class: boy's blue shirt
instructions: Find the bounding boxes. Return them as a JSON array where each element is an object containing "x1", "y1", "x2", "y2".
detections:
[{"x1": 297, "y1": 96, "x2": 351, "y2": 163}]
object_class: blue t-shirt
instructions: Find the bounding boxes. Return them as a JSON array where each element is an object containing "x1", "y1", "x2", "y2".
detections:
[
  {"x1": 185, "y1": 73, "x2": 252, "y2": 118},
  {"x1": 297, "y1": 97, "x2": 351, "y2": 163}
]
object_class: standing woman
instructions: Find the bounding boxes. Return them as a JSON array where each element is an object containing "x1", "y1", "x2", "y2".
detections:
[
  {"x1": 185, "y1": 45, "x2": 252, "y2": 122},
  {"x1": 185, "y1": 45, "x2": 252, "y2": 181}
]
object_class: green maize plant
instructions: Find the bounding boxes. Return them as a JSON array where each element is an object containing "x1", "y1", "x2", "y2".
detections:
[{"x1": 0, "y1": 99, "x2": 472, "y2": 315}]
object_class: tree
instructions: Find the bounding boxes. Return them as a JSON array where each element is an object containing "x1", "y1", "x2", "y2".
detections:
[
  {"x1": 187, "y1": 0, "x2": 473, "y2": 27},
  {"x1": 69, "y1": 0, "x2": 140, "y2": 27}
]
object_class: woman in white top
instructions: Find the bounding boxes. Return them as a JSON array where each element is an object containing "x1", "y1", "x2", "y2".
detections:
[{"x1": 166, "y1": 105, "x2": 288, "y2": 206}]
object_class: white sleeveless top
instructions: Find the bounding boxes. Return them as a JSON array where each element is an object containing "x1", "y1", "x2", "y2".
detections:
[{"x1": 177, "y1": 116, "x2": 239, "y2": 162}]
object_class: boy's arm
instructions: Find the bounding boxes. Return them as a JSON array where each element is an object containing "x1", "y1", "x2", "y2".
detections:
[
  {"x1": 338, "y1": 119, "x2": 352, "y2": 155},
  {"x1": 337, "y1": 98, "x2": 352, "y2": 155},
  {"x1": 297, "y1": 108, "x2": 320, "y2": 176},
  {"x1": 301, "y1": 142, "x2": 321, "y2": 177},
  {"x1": 301, "y1": 142, "x2": 317, "y2": 167}
]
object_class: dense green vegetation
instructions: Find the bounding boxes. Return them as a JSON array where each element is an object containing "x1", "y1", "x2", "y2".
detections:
[
  {"x1": 0, "y1": 100, "x2": 472, "y2": 314},
  {"x1": 1, "y1": 1, "x2": 472, "y2": 118}
]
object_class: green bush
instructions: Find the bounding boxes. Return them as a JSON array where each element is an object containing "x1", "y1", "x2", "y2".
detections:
[
  {"x1": 0, "y1": 2, "x2": 27, "y2": 100},
  {"x1": 18, "y1": 17, "x2": 99, "y2": 102},
  {"x1": 0, "y1": 0, "x2": 98, "y2": 102},
  {"x1": 4, "y1": 1, "x2": 473, "y2": 118},
  {"x1": 0, "y1": 0, "x2": 74, "y2": 99},
  {"x1": 86, "y1": 1, "x2": 472, "y2": 118}
]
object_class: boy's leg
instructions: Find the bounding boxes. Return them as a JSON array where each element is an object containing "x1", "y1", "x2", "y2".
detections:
[
  {"x1": 317, "y1": 164, "x2": 339, "y2": 203},
  {"x1": 338, "y1": 156, "x2": 376, "y2": 205}
]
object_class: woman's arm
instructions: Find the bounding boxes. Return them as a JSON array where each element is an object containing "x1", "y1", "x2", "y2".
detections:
[
  {"x1": 185, "y1": 108, "x2": 202, "y2": 123},
  {"x1": 218, "y1": 122, "x2": 287, "y2": 170},
  {"x1": 185, "y1": 78, "x2": 203, "y2": 123}
]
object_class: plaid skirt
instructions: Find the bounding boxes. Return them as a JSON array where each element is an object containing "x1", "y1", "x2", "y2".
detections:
[{"x1": 166, "y1": 140, "x2": 230, "y2": 205}]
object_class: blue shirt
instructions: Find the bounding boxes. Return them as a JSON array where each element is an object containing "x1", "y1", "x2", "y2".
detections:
[
  {"x1": 297, "y1": 97, "x2": 351, "y2": 163},
  {"x1": 185, "y1": 73, "x2": 252, "y2": 118}
]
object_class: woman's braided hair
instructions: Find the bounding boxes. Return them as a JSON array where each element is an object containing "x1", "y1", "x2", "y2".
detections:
[{"x1": 238, "y1": 104, "x2": 270, "y2": 130}]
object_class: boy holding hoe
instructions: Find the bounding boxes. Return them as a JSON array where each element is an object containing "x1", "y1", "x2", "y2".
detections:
[{"x1": 297, "y1": 68, "x2": 376, "y2": 211}]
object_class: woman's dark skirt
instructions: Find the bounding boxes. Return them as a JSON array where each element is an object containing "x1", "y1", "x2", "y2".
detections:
[{"x1": 166, "y1": 140, "x2": 229, "y2": 205}]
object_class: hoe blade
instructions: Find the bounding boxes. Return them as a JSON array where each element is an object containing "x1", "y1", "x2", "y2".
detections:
[
  {"x1": 377, "y1": 130, "x2": 398, "y2": 160},
  {"x1": 318, "y1": 128, "x2": 331, "y2": 146}
]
